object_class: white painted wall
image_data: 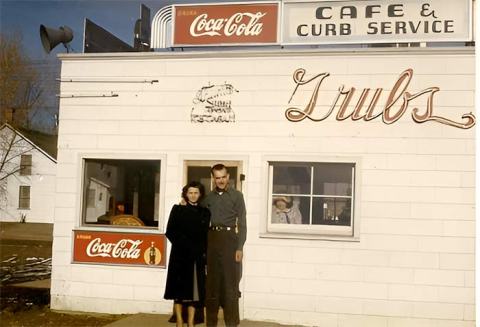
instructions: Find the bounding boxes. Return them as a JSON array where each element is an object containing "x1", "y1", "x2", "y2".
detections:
[
  {"x1": 0, "y1": 127, "x2": 57, "y2": 223},
  {"x1": 51, "y1": 49, "x2": 475, "y2": 327}
]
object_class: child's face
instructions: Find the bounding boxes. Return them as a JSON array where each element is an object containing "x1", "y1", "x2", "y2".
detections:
[{"x1": 275, "y1": 200, "x2": 287, "y2": 210}]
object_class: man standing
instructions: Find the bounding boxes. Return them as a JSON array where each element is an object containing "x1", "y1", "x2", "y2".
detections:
[{"x1": 203, "y1": 163, "x2": 246, "y2": 327}]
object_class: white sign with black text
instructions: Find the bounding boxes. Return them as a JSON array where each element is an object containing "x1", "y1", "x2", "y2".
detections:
[{"x1": 282, "y1": 0, "x2": 472, "y2": 45}]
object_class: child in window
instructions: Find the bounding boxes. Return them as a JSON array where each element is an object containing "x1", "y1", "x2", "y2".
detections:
[{"x1": 271, "y1": 196, "x2": 302, "y2": 224}]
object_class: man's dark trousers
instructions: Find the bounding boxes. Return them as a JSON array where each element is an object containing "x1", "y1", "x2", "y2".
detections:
[{"x1": 206, "y1": 229, "x2": 240, "y2": 327}]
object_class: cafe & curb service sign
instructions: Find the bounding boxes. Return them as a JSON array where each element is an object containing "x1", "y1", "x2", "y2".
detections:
[{"x1": 282, "y1": 0, "x2": 472, "y2": 45}]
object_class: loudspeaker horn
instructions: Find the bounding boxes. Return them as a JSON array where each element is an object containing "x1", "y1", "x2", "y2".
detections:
[{"x1": 39, "y1": 24, "x2": 73, "y2": 53}]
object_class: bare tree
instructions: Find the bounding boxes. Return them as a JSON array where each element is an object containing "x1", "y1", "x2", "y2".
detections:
[
  {"x1": 0, "y1": 32, "x2": 43, "y2": 129},
  {"x1": 0, "y1": 126, "x2": 34, "y2": 208}
]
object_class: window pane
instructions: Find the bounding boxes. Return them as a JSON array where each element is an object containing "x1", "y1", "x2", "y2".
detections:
[
  {"x1": 272, "y1": 165, "x2": 311, "y2": 194},
  {"x1": 20, "y1": 154, "x2": 32, "y2": 176},
  {"x1": 87, "y1": 189, "x2": 96, "y2": 208},
  {"x1": 313, "y1": 163, "x2": 353, "y2": 196},
  {"x1": 19, "y1": 186, "x2": 30, "y2": 209},
  {"x1": 83, "y1": 159, "x2": 160, "y2": 227},
  {"x1": 187, "y1": 166, "x2": 212, "y2": 192},
  {"x1": 312, "y1": 197, "x2": 351, "y2": 226},
  {"x1": 19, "y1": 186, "x2": 30, "y2": 197},
  {"x1": 271, "y1": 196, "x2": 310, "y2": 224}
]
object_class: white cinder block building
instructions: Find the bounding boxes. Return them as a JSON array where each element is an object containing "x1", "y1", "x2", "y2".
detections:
[
  {"x1": 50, "y1": 47, "x2": 475, "y2": 326},
  {"x1": 0, "y1": 123, "x2": 57, "y2": 223}
]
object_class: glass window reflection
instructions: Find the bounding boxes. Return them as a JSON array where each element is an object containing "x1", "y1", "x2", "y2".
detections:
[
  {"x1": 313, "y1": 163, "x2": 353, "y2": 196},
  {"x1": 272, "y1": 165, "x2": 311, "y2": 194},
  {"x1": 269, "y1": 161, "x2": 354, "y2": 229}
]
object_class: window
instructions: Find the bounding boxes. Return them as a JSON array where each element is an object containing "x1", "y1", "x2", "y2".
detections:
[
  {"x1": 82, "y1": 159, "x2": 161, "y2": 228},
  {"x1": 19, "y1": 186, "x2": 30, "y2": 209},
  {"x1": 267, "y1": 161, "x2": 355, "y2": 237},
  {"x1": 20, "y1": 155, "x2": 32, "y2": 176}
]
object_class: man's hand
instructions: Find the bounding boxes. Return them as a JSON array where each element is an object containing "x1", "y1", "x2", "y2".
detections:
[{"x1": 235, "y1": 250, "x2": 243, "y2": 262}]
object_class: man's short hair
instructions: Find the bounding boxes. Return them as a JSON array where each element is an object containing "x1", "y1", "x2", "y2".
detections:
[{"x1": 211, "y1": 163, "x2": 228, "y2": 175}]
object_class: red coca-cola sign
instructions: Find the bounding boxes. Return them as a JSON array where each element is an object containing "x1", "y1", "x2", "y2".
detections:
[
  {"x1": 73, "y1": 230, "x2": 166, "y2": 267},
  {"x1": 173, "y1": 3, "x2": 279, "y2": 46}
]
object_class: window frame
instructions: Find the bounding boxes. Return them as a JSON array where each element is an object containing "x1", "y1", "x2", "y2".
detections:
[
  {"x1": 18, "y1": 185, "x2": 31, "y2": 209},
  {"x1": 77, "y1": 153, "x2": 167, "y2": 233},
  {"x1": 20, "y1": 154, "x2": 32, "y2": 176},
  {"x1": 260, "y1": 155, "x2": 361, "y2": 241}
]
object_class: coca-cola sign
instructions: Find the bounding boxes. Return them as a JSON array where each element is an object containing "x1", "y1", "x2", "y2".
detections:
[
  {"x1": 73, "y1": 230, "x2": 166, "y2": 267},
  {"x1": 173, "y1": 3, "x2": 279, "y2": 46}
]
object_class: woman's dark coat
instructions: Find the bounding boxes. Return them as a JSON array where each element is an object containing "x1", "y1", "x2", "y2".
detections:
[{"x1": 164, "y1": 204, "x2": 210, "y2": 303}]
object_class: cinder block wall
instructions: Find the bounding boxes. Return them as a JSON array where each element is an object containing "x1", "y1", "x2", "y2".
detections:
[{"x1": 51, "y1": 49, "x2": 475, "y2": 327}]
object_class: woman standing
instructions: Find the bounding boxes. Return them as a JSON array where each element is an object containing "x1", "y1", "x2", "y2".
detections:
[{"x1": 164, "y1": 181, "x2": 210, "y2": 327}]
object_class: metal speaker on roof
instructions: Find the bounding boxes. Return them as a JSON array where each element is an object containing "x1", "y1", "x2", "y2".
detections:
[{"x1": 40, "y1": 24, "x2": 73, "y2": 53}]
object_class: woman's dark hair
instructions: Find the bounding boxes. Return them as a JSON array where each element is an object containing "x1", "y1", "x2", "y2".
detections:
[{"x1": 181, "y1": 181, "x2": 206, "y2": 203}]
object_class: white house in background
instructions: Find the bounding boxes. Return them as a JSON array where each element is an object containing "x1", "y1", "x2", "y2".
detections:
[{"x1": 0, "y1": 123, "x2": 57, "y2": 223}]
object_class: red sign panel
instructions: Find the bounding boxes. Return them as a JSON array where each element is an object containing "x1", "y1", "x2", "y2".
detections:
[
  {"x1": 73, "y1": 230, "x2": 167, "y2": 268},
  {"x1": 173, "y1": 3, "x2": 279, "y2": 46}
]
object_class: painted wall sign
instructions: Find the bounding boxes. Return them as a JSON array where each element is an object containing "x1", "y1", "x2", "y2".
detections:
[
  {"x1": 73, "y1": 230, "x2": 167, "y2": 267},
  {"x1": 285, "y1": 68, "x2": 476, "y2": 129},
  {"x1": 173, "y1": 2, "x2": 279, "y2": 46},
  {"x1": 282, "y1": 0, "x2": 472, "y2": 45},
  {"x1": 191, "y1": 83, "x2": 238, "y2": 123}
]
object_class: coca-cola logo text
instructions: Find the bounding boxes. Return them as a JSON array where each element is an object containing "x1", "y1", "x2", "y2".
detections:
[
  {"x1": 190, "y1": 12, "x2": 266, "y2": 37},
  {"x1": 86, "y1": 238, "x2": 143, "y2": 259}
]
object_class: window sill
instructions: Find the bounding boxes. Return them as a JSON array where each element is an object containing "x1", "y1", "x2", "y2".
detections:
[
  {"x1": 75, "y1": 226, "x2": 163, "y2": 234},
  {"x1": 259, "y1": 232, "x2": 360, "y2": 242}
]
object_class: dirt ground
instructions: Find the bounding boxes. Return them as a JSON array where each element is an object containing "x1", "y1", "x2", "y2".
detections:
[
  {"x1": 1, "y1": 285, "x2": 127, "y2": 327},
  {"x1": 0, "y1": 227, "x2": 126, "y2": 327},
  {"x1": 1, "y1": 310, "x2": 118, "y2": 327},
  {"x1": 1, "y1": 299, "x2": 125, "y2": 327}
]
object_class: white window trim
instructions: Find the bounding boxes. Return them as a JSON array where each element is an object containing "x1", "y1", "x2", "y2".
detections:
[
  {"x1": 260, "y1": 155, "x2": 361, "y2": 242},
  {"x1": 76, "y1": 152, "x2": 167, "y2": 233}
]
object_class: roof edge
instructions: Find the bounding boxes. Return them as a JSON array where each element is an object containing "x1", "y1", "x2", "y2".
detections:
[
  {"x1": 57, "y1": 46, "x2": 475, "y2": 61},
  {"x1": 0, "y1": 123, "x2": 57, "y2": 164}
]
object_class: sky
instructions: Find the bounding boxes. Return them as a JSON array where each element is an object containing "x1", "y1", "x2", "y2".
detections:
[
  {"x1": 1, "y1": 0, "x2": 477, "y2": 132},
  {"x1": 0, "y1": 0, "x2": 248, "y2": 60},
  {"x1": 0, "y1": 0, "x2": 248, "y2": 132}
]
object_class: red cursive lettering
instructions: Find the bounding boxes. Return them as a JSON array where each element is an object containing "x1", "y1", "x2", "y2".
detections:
[
  {"x1": 190, "y1": 12, "x2": 266, "y2": 37},
  {"x1": 285, "y1": 68, "x2": 475, "y2": 129},
  {"x1": 86, "y1": 238, "x2": 143, "y2": 259}
]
